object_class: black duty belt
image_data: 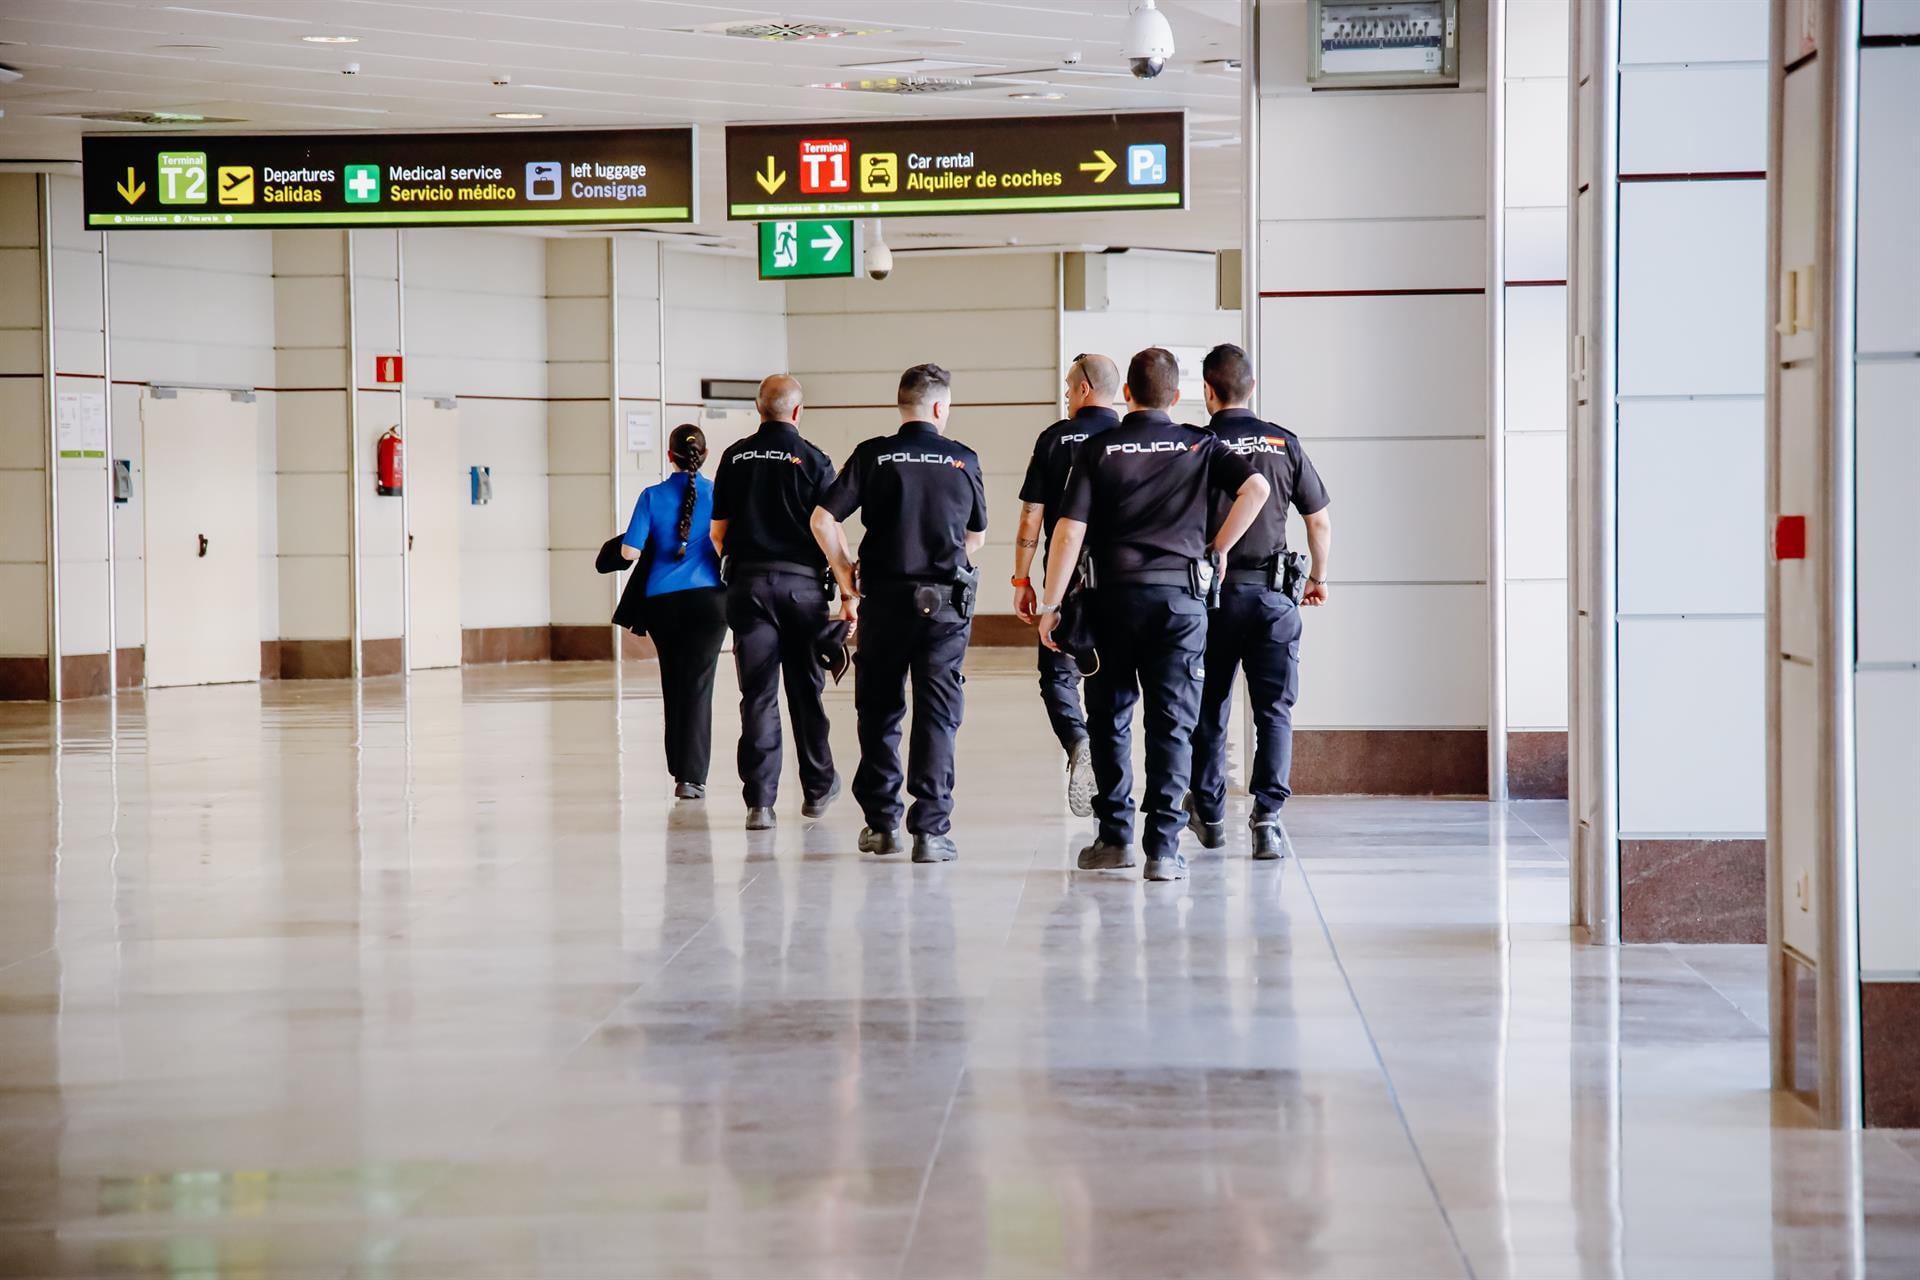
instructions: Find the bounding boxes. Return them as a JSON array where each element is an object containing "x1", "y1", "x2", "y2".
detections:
[
  {"x1": 732, "y1": 559, "x2": 826, "y2": 579},
  {"x1": 1101, "y1": 568, "x2": 1196, "y2": 589},
  {"x1": 1224, "y1": 567, "x2": 1279, "y2": 586}
]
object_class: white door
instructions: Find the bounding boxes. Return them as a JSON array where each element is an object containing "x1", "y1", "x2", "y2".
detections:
[
  {"x1": 407, "y1": 398, "x2": 462, "y2": 669},
  {"x1": 143, "y1": 389, "x2": 260, "y2": 687}
]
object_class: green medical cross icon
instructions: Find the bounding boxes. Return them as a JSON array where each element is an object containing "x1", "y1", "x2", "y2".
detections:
[{"x1": 344, "y1": 164, "x2": 380, "y2": 204}]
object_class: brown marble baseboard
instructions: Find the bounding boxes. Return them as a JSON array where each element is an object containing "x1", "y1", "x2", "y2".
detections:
[
  {"x1": 260, "y1": 640, "x2": 281, "y2": 680},
  {"x1": 969, "y1": 614, "x2": 1031, "y2": 647},
  {"x1": 619, "y1": 629, "x2": 656, "y2": 661},
  {"x1": 1864, "y1": 982, "x2": 1920, "y2": 1128},
  {"x1": 462, "y1": 625, "x2": 551, "y2": 666},
  {"x1": 1620, "y1": 838, "x2": 1766, "y2": 943},
  {"x1": 551, "y1": 625, "x2": 614, "y2": 662},
  {"x1": 362, "y1": 638, "x2": 403, "y2": 678},
  {"x1": 1507, "y1": 731, "x2": 1569, "y2": 799},
  {"x1": 0, "y1": 656, "x2": 50, "y2": 701},
  {"x1": 59, "y1": 654, "x2": 111, "y2": 700},
  {"x1": 1289, "y1": 729, "x2": 1488, "y2": 797},
  {"x1": 118, "y1": 646, "x2": 144, "y2": 689},
  {"x1": 278, "y1": 639, "x2": 352, "y2": 681}
]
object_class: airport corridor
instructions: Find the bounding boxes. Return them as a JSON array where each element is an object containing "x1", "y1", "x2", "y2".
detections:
[{"x1": 3, "y1": 658, "x2": 1914, "y2": 1279}]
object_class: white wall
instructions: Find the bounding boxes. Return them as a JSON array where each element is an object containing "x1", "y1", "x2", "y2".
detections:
[
  {"x1": 1504, "y1": 0, "x2": 1572, "y2": 734},
  {"x1": 0, "y1": 175, "x2": 49, "y2": 669},
  {"x1": 403, "y1": 229, "x2": 549, "y2": 632},
  {"x1": 273, "y1": 230, "x2": 350, "y2": 646},
  {"x1": 785, "y1": 252, "x2": 1057, "y2": 607},
  {"x1": 1854, "y1": 31, "x2": 1920, "y2": 976},
  {"x1": 1613, "y1": 0, "x2": 1768, "y2": 839},
  {"x1": 1255, "y1": 0, "x2": 1492, "y2": 734}
]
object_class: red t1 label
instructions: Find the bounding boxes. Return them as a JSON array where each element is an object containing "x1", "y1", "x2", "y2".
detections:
[{"x1": 799, "y1": 139, "x2": 850, "y2": 194}]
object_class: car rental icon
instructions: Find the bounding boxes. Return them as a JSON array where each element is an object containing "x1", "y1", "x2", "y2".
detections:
[{"x1": 526, "y1": 162, "x2": 562, "y2": 201}]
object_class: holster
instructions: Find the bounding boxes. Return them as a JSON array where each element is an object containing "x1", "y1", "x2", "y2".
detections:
[
  {"x1": 1277, "y1": 550, "x2": 1310, "y2": 603},
  {"x1": 951, "y1": 563, "x2": 979, "y2": 619}
]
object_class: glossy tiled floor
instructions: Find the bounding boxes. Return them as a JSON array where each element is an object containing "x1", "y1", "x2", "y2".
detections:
[{"x1": 1, "y1": 656, "x2": 1916, "y2": 1279}]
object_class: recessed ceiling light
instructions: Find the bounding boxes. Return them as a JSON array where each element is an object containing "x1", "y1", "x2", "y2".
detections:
[
  {"x1": 1008, "y1": 91, "x2": 1064, "y2": 101},
  {"x1": 301, "y1": 34, "x2": 359, "y2": 44},
  {"x1": 492, "y1": 111, "x2": 545, "y2": 120}
]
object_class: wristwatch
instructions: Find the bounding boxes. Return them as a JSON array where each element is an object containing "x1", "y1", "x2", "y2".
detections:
[{"x1": 1034, "y1": 601, "x2": 1061, "y2": 617}]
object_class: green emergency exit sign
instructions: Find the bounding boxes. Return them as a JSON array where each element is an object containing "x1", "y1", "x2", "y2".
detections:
[{"x1": 757, "y1": 218, "x2": 858, "y2": 281}]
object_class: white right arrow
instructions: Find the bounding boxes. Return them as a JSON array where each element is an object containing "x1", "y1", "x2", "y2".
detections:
[{"x1": 810, "y1": 223, "x2": 844, "y2": 262}]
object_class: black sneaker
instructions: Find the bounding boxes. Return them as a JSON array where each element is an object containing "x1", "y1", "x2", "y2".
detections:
[
  {"x1": 1184, "y1": 793, "x2": 1226, "y2": 849},
  {"x1": 674, "y1": 781, "x2": 705, "y2": 801},
  {"x1": 912, "y1": 833, "x2": 958, "y2": 863},
  {"x1": 1076, "y1": 840, "x2": 1137, "y2": 871},
  {"x1": 801, "y1": 776, "x2": 841, "y2": 819},
  {"x1": 1144, "y1": 852, "x2": 1190, "y2": 882},
  {"x1": 1065, "y1": 738, "x2": 1095, "y2": 818},
  {"x1": 1250, "y1": 812, "x2": 1290, "y2": 861},
  {"x1": 745, "y1": 806, "x2": 776, "y2": 831},
  {"x1": 858, "y1": 826, "x2": 903, "y2": 856}
]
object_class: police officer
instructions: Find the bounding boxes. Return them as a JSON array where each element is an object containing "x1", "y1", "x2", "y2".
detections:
[
  {"x1": 1185, "y1": 344, "x2": 1333, "y2": 859},
  {"x1": 709, "y1": 374, "x2": 840, "y2": 831},
  {"x1": 1012, "y1": 353, "x2": 1121, "y2": 819},
  {"x1": 1035, "y1": 348, "x2": 1271, "y2": 882},
  {"x1": 811, "y1": 363, "x2": 988, "y2": 863}
]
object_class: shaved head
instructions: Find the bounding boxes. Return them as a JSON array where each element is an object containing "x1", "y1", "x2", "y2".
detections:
[
  {"x1": 1067, "y1": 353, "x2": 1120, "y2": 402},
  {"x1": 757, "y1": 374, "x2": 803, "y2": 422}
]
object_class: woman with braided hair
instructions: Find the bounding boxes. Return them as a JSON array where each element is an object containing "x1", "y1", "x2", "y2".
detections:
[{"x1": 620, "y1": 424, "x2": 726, "y2": 799}]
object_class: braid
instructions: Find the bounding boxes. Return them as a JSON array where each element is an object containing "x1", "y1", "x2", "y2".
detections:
[{"x1": 674, "y1": 471, "x2": 697, "y2": 558}]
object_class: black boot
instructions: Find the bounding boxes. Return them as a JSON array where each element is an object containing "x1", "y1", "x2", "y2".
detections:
[
  {"x1": 1250, "y1": 812, "x2": 1290, "y2": 861},
  {"x1": 745, "y1": 806, "x2": 776, "y2": 831},
  {"x1": 1076, "y1": 839, "x2": 1137, "y2": 871},
  {"x1": 859, "y1": 826, "x2": 903, "y2": 856},
  {"x1": 1184, "y1": 793, "x2": 1226, "y2": 849},
  {"x1": 912, "y1": 834, "x2": 958, "y2": 863}
]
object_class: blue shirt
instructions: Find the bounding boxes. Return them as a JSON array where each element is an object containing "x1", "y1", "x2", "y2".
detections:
[{"x1": 623, "y1": 472, "x2": 723, "y2": 597}]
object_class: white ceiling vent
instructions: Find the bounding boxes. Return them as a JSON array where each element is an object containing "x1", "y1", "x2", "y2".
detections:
[
  {"x1": 683, "y1": 20, "x2": 891, "y2": 41},
  {"x1": 807, "y1": 76, "x2": 983, "y2": 95},
  {"x1": 70, "y1": 110, "x2": 247, "y2": 125}
]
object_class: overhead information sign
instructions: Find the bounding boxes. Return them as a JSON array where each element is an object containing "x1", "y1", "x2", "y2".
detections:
[
  {"x1": 758, "y1": 219, "x2": 858, "y2": 280},
  {"x1": 725, "y1": 111, "x2": 1185, "y2": 220},
  {"x1": 82, "y1": 128, "x2": 696, "y2": 229}
]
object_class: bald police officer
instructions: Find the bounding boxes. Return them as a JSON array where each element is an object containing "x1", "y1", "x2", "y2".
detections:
[
  {"x1": 1186, "y1": 344, "x2": 1333, "y2": 859},
  {"x1": 709, "y1": 374, "x2": 841, "y2": 831},
  {"x1": 811, "y1": 363, "x2": 988, "y2": 864},
  {"x1": 1012, "y1": 352, "x2": 1122, "y2": 817},
  {"x1": 1035, "y1": 348, "x2": 1271, "y2": 882}
]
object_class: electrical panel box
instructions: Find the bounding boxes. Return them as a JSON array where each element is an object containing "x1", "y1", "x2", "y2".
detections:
[
  {"x1": 470, "y1": 465, "x2": 492, "y2": 506},
  {"x1": 1308, "y1": 0, "x2": 1459, "y2": 89}
]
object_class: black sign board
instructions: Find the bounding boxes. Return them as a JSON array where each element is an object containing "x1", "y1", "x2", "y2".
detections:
[
  {"x1": 725, "y1": 111, "x2": 1185, "y2": 220},
  {"x1": 82, "y1": 128, "x2": 696, "y2": 230}
]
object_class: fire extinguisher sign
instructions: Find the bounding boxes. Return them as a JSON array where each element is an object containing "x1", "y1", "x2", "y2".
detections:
[{"x1": 375, "y1": 354, "x2": 404, "y2": 384}]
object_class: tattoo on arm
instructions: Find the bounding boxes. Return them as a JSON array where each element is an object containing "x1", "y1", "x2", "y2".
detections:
[{"x1": 1017, "y1": 536, "x2": 1038, "y2": 550}]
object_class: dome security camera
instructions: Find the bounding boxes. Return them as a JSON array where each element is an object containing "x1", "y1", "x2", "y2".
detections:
[
  {"x1": 1126, "y1": 0, "x2": 1174, "y2": 79},
  {"x1": 864, "y1": 221, "x2": 892, "y2": 281}
]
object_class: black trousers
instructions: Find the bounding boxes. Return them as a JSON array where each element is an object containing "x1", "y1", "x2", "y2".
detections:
[
  {"x1": 1190, "y1": 586, "x2": 1303, "y2": 823},
  {"x1": 1085, "y1": 585, "x2": 1208, "y2": 857},
  {"x1": 647, "y1": 587, "x2": 728, "y2": 786},
  {"x1": 726, "y1": 571, "x2": 836, "y2": 808},
  {"x1": 1037, "y1": 641, "x2": 1087, "y2": 753},
  {"x1": 853, "y1": 592, "x2": 972, "y2": 836}
]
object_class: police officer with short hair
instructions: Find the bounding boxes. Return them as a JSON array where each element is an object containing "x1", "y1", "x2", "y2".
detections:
[
  {"x1": 1035, "y1": 348, "x2": 1271, "y2": 882},
  {"x1": 1012, "y1": 352, "x2": 1122, "y2": 818},
  {"x1": 709, "y1": 373, "x2": 840, "y2": 831},
  {"x1": 1186, "y1": 344, "x2": 1333, "y2": 859},
  {"x1": 811, "y1": 363, "x2": 987, "y2": 864}
]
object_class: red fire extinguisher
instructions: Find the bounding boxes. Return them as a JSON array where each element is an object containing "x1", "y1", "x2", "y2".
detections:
[{"x1": 376, "y1": 427, "x2": 404, "y2": 497}]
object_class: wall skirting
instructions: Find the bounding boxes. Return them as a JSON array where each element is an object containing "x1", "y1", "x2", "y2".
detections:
[
  {"x1": 1507, "y1": 731, "x2": 1569, "y2": 799},
  {"x1": 1863, "y1": 983, "x2": 1920, "y2": 1128},
  {"x1": 463, "y1": 625, "x2": 552, "y2": 665},
  {"x1": 551, "y1": 625, "x2": 614, "y2": 662},
  {"x1": 0, "y1": 657, "x2": 50, "y2": 701},
  {"x1": 969, "y1": 615, "x2": 1031, "y2": 647},
  {"x1": 1289, "y1": 730, "x2": 1488, "y2": 797},
  {"x1": 1620, "y1": 838, "x2": 1766, "y2": 943}
]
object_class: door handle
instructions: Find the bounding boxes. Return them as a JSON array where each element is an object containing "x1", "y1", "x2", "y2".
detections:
[
  {"x1": 197, "y1": 534, "x2": 209, "y2": 558},
  {"x1": 407, "y1": 533, "x2": 414, "y2": 551}
]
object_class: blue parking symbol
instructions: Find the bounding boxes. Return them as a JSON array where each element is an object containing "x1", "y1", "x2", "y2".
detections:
[{"x1": 1127, "y1": 143, "x2": 1167, "y2": 186}]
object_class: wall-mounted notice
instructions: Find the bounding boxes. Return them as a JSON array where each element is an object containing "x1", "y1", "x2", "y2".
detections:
[
  {"x1": 83, "y1": 128, "x2": 696, "y2": 229},
  {"x1": 56, "y1": 391, "x2": 106, "y2": 458},
  {"x1": 626, "y1": 408, "x2": 656, "y2": 453},
  {"x1": 725, "y1": 111, "x2": 1185, "y2": 219}
]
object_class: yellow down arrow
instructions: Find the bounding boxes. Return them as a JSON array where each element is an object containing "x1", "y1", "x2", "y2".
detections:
[
  {"x1": 1079, "y1": 149, "x2": 1116, "y2": 183},
  {"x1": 116, "y1": 166, "x2": 147, "y2": 204},
  {"x1": 755, "y1": 156, "x2": 787, "y2": 195}
]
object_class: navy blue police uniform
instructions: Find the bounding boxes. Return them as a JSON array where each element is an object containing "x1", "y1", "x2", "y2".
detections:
[
  {"x1": 1055, "y1": 410, "x2": 1257, "y2": 865},
  {"x1": 1189, "y1": 407, "x2": 1331, "y2": 833},
  {"x1": 710, "y1": 420, "x2": 838, "y2": 810},
  {"x1": 1018, "y1": 403, "x2": 1121, "y2": 752},
  {"x1": 819, "y1": 422, "x2": 988, "y2": 841}
]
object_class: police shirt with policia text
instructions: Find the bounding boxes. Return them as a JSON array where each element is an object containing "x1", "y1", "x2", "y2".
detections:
[
  {"x1": 819, "y1": 421, "x2": 988, "y2": 588},
  {"x1": 1057, "y1": 409, "x2": 1258, "y2": 577},
  {"x1": 1204, "y1": 407, "x2": 1331, "y2": 572},
  {"x1": 710, "y1": 420, "x2": 836, "y2": 568},
  {"x1": 1018, "y1": 404, "x2": 1121, "y2": 542}
]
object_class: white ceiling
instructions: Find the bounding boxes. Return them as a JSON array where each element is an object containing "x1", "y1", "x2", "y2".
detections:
[{"x1": 0, "y1": 0, "x2": 1246, "y2": 253}]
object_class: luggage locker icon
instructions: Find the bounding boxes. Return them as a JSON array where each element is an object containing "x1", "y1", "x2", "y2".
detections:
[{"x1": 526, "y1": 162, "x2": 562, "y2": 201}]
